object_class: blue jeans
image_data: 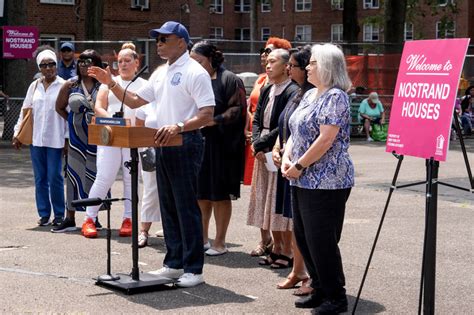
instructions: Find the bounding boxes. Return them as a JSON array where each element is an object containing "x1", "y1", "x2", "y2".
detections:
[
  {"x1": 155, "y1": 131, "x2": 205, "y2": 274},
  {"x1": 30, "y1": 145, "x2": 65, "y2": 219}
]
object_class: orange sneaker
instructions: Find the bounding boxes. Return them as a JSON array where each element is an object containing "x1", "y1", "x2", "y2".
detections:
[
  {"x1": 119, "y1": 218, "x2": 132, "y2": 237},
  {"x1": 82, "y1": 217, "x2": 97, "y2": 238}
]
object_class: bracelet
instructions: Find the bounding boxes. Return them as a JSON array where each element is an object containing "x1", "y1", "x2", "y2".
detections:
[{"x1": 108, "y1": 81, "x2": 117, "y2": 90}]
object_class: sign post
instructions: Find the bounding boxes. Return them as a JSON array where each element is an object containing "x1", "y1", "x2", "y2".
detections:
[{"x1": 353, "y1": 38, "x2": 470, "y2": 315}]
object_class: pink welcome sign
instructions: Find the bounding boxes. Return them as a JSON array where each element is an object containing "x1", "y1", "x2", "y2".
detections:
[
  {"x1": 386, "y1": 39, "x2": 470, "y2": 161},
  {"x1": 2, "y1": 26, "x2": 39, "y2": 59}
]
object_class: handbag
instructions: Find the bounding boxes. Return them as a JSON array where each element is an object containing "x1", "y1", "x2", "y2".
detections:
[
  {"x1": 16, "y1": 108, "x2": 33, "y2": 145},
  {"x1": 139, "y1": 147, "x2": 156, "y2": 172},
  {"x1": 370, "y1": 123, "x2": 388, "y2": 142},
  {"x1": 16, "y1": 79, "x2": 40, "y2": 145}
]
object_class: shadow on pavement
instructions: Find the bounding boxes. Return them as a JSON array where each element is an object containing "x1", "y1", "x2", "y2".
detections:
[{"x1": 347, "y1": 294, "x2": 386, "y2": 313}]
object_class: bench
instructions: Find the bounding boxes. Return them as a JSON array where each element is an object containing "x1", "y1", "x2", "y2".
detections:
[{"x1": 350, "y1": 101, "x2": 364, "y2": 136}]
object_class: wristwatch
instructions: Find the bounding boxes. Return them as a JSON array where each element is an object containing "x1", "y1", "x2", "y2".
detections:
[
  {"x1": 294, "y1": 161, "x2": 306, "y2": 171},
  {"x1": 176, "y1": 122, "x2": 185, "y2": 133}
]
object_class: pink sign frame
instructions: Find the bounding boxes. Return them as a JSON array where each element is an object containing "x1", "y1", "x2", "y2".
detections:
[
  {"x1": 2, "y1": 26, "x2": 39, "y2": 59},
  {"x1": 386, "y1": 39, "x2": 470, "y2": 161}
]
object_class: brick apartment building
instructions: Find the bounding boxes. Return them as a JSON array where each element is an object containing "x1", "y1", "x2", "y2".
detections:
[{"x1": 0, "y1": 0, "x2": 473, "y2": 94}]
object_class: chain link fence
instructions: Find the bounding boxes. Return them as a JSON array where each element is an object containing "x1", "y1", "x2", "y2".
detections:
[{"x1": 0, "y1": 97, "x2": 23, "y2": 141}]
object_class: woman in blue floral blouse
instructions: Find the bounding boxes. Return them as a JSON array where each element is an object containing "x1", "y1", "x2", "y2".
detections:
[{"x1": 281, "y1": 43, "x2": 354, "y2": 314}]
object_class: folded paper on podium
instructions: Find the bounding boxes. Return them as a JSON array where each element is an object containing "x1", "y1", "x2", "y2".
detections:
[{"x1": 88, "y1": 117, "x2": 182, "y2": 148}]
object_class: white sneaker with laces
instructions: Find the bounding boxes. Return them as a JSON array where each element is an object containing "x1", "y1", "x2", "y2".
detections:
[
  {"x1": 148, "y1": 266, "x2": 184, "y2": 279},
  {"x1": 176, "y1": 273, "x2": 204, "y2": 288}
]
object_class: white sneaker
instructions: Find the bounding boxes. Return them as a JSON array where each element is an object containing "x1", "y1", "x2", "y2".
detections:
[
  {"x1": 148, "y1": 266, "x2": 184, "y2": 279},
  {"x1": 176, "y1": 273, "x2": 204, "y2": 288},
  {"x1": 367, "y1": 137, "x2": 374, "y2": 142}
]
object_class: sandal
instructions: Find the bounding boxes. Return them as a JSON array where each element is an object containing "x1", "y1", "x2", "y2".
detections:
[
  {"x1": 258, "y1": 252, "x2": 280, "y2": 266},
  {"x1": 293, "y1": 278, "x2": 314, "y2": 296},
  {"x1": 138, "y1": 232, "x2": 148, "y2": 248},
  {"x1": 250, "y1": 239, "x2": 273, "y2": 256},
  {"x1": 277, "y1": 274, "x2": 309, "y2": 289},
  {"x1": 270, "y1": 254, "x2": 293, "y2": 269}
]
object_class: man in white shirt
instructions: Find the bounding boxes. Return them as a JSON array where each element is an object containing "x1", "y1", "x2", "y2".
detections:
[{"x1": 88, "y1": 21, "x2": 215, "y2": 288}]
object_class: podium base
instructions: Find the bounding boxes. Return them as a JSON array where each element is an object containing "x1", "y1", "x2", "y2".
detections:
[{"x1": 95, "y1": 273, "x2": 175, "y2": 295}]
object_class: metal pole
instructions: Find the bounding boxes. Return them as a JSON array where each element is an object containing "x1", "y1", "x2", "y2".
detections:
[
  {"x1": 130, "y1": 148, "x2": 140, "y2": 281},
  {"x1": 422, "y1": 158, "x2": 438, "y2": 315}
]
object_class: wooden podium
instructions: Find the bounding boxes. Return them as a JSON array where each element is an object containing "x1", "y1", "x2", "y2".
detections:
[{"x1": 88, "y1": 118, "x2": 182, "y2": 294}]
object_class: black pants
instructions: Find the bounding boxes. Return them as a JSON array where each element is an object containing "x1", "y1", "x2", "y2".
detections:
[{"x1": 292, "y1": 187, "x2": 351, "y2": 300}]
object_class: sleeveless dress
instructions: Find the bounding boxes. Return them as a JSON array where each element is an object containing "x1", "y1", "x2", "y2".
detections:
[{"x1": 65, "y1": 80, "x2": 101, "y2": 211}]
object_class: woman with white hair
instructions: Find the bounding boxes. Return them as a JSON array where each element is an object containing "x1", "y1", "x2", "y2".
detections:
[
  {"x1": 13, "y1": 48, "x2": 67, "y2": 226},
  {"x1": 281, "y1": 44, "x2": 354, "y2": 314}
]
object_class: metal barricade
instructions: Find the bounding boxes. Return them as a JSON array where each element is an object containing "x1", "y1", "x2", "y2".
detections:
[{"x1": 1, "y1": 97, "x2": 24, "y2": 141}]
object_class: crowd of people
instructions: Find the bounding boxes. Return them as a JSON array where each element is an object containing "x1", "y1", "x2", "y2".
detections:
[{"x1": 13, "y1": 21, "x2": 362, "y2": 314}]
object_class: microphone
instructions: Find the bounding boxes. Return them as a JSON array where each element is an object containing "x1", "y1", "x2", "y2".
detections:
[
  {"x1": 113, "y1": 65, "x2": 149, "y2": 118},
  {"x1": 71, "y1": 197, "x2": 127, "y2": 207}
]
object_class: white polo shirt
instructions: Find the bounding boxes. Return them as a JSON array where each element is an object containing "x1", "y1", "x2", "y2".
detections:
[
  {"x1": 14, "y1": 76, "x2": 67, "y2": 148},
  {"x1": 136, "y1": 52, "x2": 215, "y2": 128}
]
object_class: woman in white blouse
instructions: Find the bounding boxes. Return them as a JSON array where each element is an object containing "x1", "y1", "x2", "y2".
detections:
[
  {"x1": 81, "y1": 43, "x2": 148, "y2": 238},
  {"x1": 13, "y1": 48, "x2": 67, "y2": 226}
]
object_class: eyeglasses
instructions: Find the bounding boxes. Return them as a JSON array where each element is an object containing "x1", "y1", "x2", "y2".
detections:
[
  {"x1": 155, "y1": 36, "x2": 178, "y2": 44},
  {"x1": 288, "y1": 63, "x2": 301, "y2": 69},
  {"x1": 78, "y1": 58, "x2": 93, "y2": 67},
  {"x1": 39, "y1": 62, "x2": 57, "y2": 69},
  {"x1": 260, "y1": 47, "x2": 273, "y2": 55}
]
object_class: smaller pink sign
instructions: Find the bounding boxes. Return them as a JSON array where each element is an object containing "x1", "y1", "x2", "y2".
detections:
[{"x1": 2, "y1": 26, "x2": 39, "y2": 59}]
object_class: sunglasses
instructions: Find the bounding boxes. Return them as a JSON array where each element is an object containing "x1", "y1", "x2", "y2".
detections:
[
  {"x1": 155, "y1": 36, "x2": 178, "y2": 44},
  {"x1": 60, "y1": 48, "x2": 72, "y2": 52},
  {"x1": 260, "y1": 47, "x2": 273, "y2": 55},
  {"x1": 78, "y1": 58, "x2": 93, "y2": 67},
  {"x1": 39, "y1": 62, "x2": 57, "y2": 69}
]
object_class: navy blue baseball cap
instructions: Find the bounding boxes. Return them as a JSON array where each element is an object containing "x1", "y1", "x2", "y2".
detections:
[
  {"x1": 149, "y1": 21, "x2": 190, "y2": 44},
  {"x1": 60, "y1": 42, "x2": 75, "y2": 51}
]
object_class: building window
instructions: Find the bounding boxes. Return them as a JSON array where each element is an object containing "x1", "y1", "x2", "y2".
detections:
[
  {"x1": 40, "y1": 34, "x2": 75, "y2": 51},
  {"x1": 40, "y1": 0, "x2": 74, "y2": 4},
  {"x1": 210, "y1": 27, "x2": 224, "y2": 39},
  {"x1": 261, "y1": 27, "x2": 271, "y2": 41},
  {"x1": 331, "y1": 24, "x2": 343, "y2": 42},
  {"x1": 136, "y1": 39, "x2": 150, "y2": 73},
  {"x1": 436, "y1": 21, "x2": 455, "y2": 39},
  {"x1": 295, "y1": 25, "x2": 311, "y2": 41},
  {"x1": 437, "y1": 0, "x2": 454, "y2": 6},
  {"x1": 331, "y1": 0, "x2": 343, "y2": 10},
  {"x1": 363, "y1": 0, "x2": 379, "y2": 9},
  {"x1": 210, "y1": 0, "x2": 223, "y2": 14},
  {"x1": 295, "y1": 0, "x2": 312, "y2": 12},
  {"x1": 235, "y1": 28, "x2": 250, "y2": 40},
  {"x1": 404, "y1": 23, "x2": 414, "y2": 41},
  {"x1": 234, "y1": 0, "x2": 250, "y2": 12},
  {"x1": 261, "y1": 0, "x2": 271, "y2": 12},
  {"x1": 130, "y1": 0, "x2": 149, "y2": 9},
  {"x1": 363, "y1": 23, "x2": 379, "y2": 42}
]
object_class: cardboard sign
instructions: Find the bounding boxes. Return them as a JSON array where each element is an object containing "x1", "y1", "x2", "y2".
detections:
[
  {"x1": 2, "y1": 26, "x2": 39, "y2": 59},
  {"x1": 386, "y1": 39, "x2": 470, "y2": 161}
]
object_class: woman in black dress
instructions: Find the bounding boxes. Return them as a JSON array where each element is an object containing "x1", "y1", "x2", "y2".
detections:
[{"x1": 190, "y1": 41, "x2": 246, "y2": 256}]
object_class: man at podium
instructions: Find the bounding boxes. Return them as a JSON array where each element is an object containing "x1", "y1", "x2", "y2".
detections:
[{"x1": 88, "y1": 21, "x2": 215, "y2": 288}]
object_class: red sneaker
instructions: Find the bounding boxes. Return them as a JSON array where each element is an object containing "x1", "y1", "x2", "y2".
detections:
[
  {"x1": 82, "y1": 217, "x2": 97, "y2": 238},
  {"x1": 119, "y1": 218, "x2": 132, "y2": 237}
]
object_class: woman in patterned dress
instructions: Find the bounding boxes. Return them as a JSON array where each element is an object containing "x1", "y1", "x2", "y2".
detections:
[
  {"x1": 52, "y1": 49, "x2": 104, "y2": 233},
  {"x1": 281, "y1": 44, "x2": 354, "y2": 314}
]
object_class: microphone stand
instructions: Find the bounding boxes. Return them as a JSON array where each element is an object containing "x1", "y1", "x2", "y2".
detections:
[{"x1": 71, "y1": 198, "x2": 127, "y2": 281}]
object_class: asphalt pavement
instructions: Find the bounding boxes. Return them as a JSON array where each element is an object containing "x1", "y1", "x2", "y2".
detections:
[{"x1": 0, "y1": 138, "x2": 472, "y2": 314}]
